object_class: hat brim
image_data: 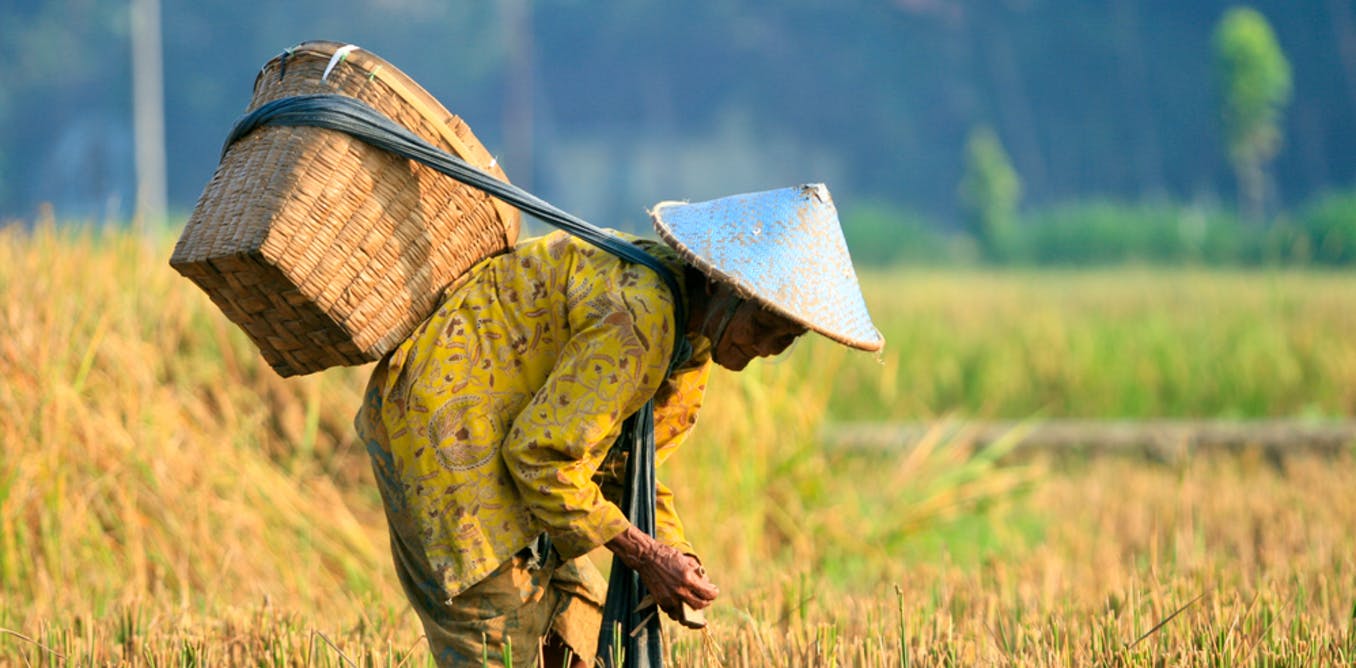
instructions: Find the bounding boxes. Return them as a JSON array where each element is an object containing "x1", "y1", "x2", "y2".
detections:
[{"x1": 650, "y1": 186, "x2": 884, "y2": 352}]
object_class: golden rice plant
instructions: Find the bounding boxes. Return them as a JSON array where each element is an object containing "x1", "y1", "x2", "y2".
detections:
[
  {"x1": 0, "y1": 221, "x2": 406, "y2": 625},
  {"x1": 3, "y1": 221, "x2": 1354, "y2": 665}
]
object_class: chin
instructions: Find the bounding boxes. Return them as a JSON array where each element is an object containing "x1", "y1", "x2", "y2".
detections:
[{"x1": 714, "y1": 355, "x2": 753, "y2": 372}]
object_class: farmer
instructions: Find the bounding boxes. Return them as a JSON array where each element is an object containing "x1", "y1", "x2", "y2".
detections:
[{"x1": 355, "y1": 184, "x2": 883, "y2": 666}]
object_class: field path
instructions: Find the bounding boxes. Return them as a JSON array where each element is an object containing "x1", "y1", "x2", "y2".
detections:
[{"x1": 825, "y1": 418, "x2": 1356, "y2": 459}]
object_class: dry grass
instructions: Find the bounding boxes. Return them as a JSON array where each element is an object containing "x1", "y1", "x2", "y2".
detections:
[
  {"x1": 1, "y1": 222, "x2": 1353, "y2": 666},
  {"x1": 668, "y1": 452, "x2": 1356, "y2": 667}
]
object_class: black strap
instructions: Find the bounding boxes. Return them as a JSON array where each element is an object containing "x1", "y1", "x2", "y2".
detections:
[
  {"x1": 225, "y1": 92, "x2": 679, "y2": 666},
  {"x1": 598, "y1": 403, "x2": 665, "y2": 668}
]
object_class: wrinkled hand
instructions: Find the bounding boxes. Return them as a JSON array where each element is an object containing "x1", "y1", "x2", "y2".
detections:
[{"x1": 606, "y1": 526, "x2": 718, "y2": 627}]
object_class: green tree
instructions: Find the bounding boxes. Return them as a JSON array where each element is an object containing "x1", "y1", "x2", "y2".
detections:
[
  {"x1": 1212, "y1": 6, "x2": 1292, "y2": 222},
  {"x1": 958, "y1": 125, "x2": 1022, "y2": 261}
]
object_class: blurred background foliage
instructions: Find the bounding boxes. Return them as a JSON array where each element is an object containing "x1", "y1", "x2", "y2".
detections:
[{"x1": 3, "y1": 0, "x2": 1356, "y2": 265}]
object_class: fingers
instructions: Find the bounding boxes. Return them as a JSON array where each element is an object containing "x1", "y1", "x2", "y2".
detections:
[
  {"x1": 685, "y1": 577, "x2": 719, "y2": 605},
  {"x1": 668, "y1": 561, "x2": 719, "y2": 612},
  {"x1": 633, "y1": 545, "x2": 720, "y2": 622},
  {"x1": 688, "y1": 559, "x2": 719, "y2": 601},
  {"x1": 670, "y1": 555, "x2": 716, "y2": 602}
]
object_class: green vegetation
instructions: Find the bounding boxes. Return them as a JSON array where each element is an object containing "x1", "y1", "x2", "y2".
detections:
[
  {"x1": 1297, "y1": 190, "x2": 1356, "y2": 265},
  {"x1": 821, "y1": 268, "x2": 1356, "y2": 421},
  {"x1": 958, "y1": 125, "x2": 1022, "y2": 261},
  {"x1": 1, "y1": 224, "x2": 1353, "y2": 665},
  {"x1": 840, "y1": 189, "x2": 1356, "y2": 268},
  {"x1": 837, "y1": 201, "x2": 962, "y2": 267},
  {"x1": 1010, "y1": 200, "x2": 1253, "y2": 265},
  {"x1": 1213, "y1": 6, "x2": 1292, "y2": 222}
]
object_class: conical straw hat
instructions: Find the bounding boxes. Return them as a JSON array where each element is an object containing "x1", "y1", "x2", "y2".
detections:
[{"x1": 651, "y1": 184, "x2": 884, "y2": 352}]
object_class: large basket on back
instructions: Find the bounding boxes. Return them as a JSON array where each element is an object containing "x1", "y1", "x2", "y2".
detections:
[{"x1": 170, "y1": 41, "x2": 520, "y2": 377}]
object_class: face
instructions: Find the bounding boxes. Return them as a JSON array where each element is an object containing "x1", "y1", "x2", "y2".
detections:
[{"x1": 711, "y1": 300, "x2": 808, "y2": 371}]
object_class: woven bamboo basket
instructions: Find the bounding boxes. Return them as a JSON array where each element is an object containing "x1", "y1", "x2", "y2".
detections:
[{"x1": 170, "y1": 41, "x2": 520, "y2": 377}]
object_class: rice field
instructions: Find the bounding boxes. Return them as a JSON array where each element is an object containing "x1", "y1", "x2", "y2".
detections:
[{"x1": 1, "y1": 221, "x2": 1353, "y2": 666}]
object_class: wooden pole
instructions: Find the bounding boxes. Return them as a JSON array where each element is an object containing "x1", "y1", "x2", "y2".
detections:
[{"x1": 131, "y1": 0, "x2": 168, "y2": 231}]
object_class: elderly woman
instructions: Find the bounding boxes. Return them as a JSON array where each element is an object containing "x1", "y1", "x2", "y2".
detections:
[{"x1": 355, "y1": 184, "x2": 883, "y2": 667}]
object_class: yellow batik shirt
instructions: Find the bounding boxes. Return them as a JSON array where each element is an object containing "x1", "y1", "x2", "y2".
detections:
[{"x1": 355, "y1": 230, "x2": 712, "y2": 601}]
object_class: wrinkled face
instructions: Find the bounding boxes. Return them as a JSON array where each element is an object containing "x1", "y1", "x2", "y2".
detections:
[{"x1": 712, "y1": 301, "x2": 808, "y2": 371}]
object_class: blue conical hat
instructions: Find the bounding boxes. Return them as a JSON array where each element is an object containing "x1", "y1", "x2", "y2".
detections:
[{"x1": 651, "y1": 184, "x2": 884, "y2": 352}]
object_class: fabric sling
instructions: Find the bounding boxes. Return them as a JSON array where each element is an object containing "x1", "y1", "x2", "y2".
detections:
[{"x1": 224, "y1": 93, "x2": 688, "y2": 667}]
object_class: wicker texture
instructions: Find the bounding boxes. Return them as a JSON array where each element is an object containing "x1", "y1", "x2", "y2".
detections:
[{"x1": 170, "y1": 41, "x2": 520, "y2": 377}]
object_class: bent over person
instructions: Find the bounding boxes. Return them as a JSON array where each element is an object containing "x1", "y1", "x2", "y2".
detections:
[{"x1": 355, "y1": 184, "x2": 884, "y2": 666}]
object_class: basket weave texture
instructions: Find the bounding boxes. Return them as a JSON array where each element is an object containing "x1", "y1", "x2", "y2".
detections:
[{"x1": 170, "y1": 41, "x2": 520, "y2": 377}]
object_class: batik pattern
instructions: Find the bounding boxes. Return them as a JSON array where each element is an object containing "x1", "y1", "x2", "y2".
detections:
[{"x1": 356, "y1": 231, "x2": 710, "y2": 604}]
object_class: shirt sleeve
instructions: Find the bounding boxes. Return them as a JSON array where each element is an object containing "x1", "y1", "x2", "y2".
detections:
[
  {"x1": 650, "y1": 360, "x2": 712, "y2": 556},
  {"x1": 500, "y1": 260, "x2": 678, "y2": 560}
]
